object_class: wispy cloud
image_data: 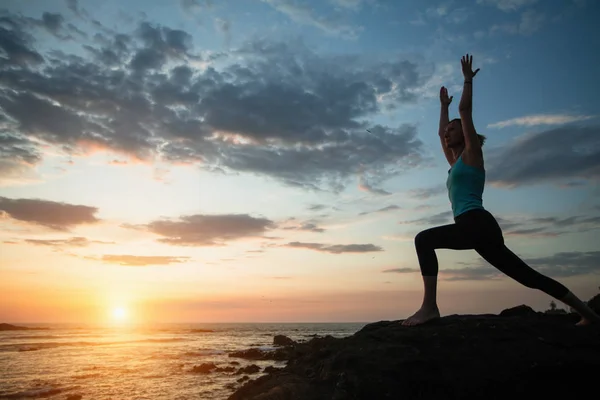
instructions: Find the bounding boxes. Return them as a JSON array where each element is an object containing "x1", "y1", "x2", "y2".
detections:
[
  {"x1": 281, "y1": 218, "x2": 326, "y2": 232},
  {"x1": 406, "y1": 185, "x2": 447, "y2": 200},
  {"x1": 488, "y1": 113, "x2": 595, "y2": 128},
  {"x1": 486, "y1": 125, "x2": 600, "y2": 187},
  {"x1": 25, "y1": 237, "x2": 115, "y2": 249},
  {"x1": 284, "y1": 241, "x2": 383, "y2": 254},
  {"x1": 382, "y1": 267, "x2": 418, "y2": 273},
  {"x1": 381, "y1": 265, "x2": 501, "y2": 281},
  {"x1": 92, "y1": 255, "x2": 191, "y2": 266},
  {"x1": 398, "y1": 211, "x2": 454, "y2": 226},
  {"x1": 490, "y1": 10, "x2": 545, "y2": 35},
  {"x1": 359, "y1": 205, "x2": 401, "y2": 216},
  {"x1": 330, "y1": 0, "x2": 362, "y2": 10},
  {"x1": 261, "y1": 0, "x2": 361, "y2": 38},
  {"x1": 477, "y1": 0, "x2": 538, "y2": 12},
  {"x1": 381, "y1": 250, "x2": 600, "y2": 280}
]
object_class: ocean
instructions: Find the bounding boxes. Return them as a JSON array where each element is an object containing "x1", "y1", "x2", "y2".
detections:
[{"x1": 0, "y1": 322, "x2": 366, "y2": 399}]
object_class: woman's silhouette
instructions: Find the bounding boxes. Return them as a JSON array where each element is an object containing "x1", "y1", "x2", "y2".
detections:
[{"x1": 402, "y1": 54, "x2": 600, "y2": 326}]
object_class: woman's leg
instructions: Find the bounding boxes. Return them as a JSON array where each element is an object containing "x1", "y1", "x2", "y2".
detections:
[
  {"x1": 402, "y1": 224, "x2": 475, "y2": 326},
  {"x1": 475, "y1": 243, "x2": 600, "y2": 325}
]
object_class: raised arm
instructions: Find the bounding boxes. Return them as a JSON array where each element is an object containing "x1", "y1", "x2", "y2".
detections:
[
  {"x1": 439, "y1": 86, "x2": 454, "y2": 165},
  {"x1": 458, "y1": 54, "x2": 481, "y2": 150}
]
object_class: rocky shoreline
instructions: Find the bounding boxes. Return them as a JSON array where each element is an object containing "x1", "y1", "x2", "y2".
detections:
[{"x1": 227, "y1": 304, "x2": 600, "y2": 400}]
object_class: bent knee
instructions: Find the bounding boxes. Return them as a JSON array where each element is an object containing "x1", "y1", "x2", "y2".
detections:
[{"x1": 414, "y1": 229, "x2": 433, "y2": 248}]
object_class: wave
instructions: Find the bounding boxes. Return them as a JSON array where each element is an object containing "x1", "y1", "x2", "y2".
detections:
[
  {"x1": 0, "y1": 385, "x2": 80, "y2": 399},
  {"x1": 0, "y1": 337, "x2": 189, "y2": 352}
]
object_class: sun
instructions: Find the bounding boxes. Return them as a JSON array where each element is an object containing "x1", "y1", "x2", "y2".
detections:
[{"x1": 112, "y1": 307, "x2": 128, "y2": 321}]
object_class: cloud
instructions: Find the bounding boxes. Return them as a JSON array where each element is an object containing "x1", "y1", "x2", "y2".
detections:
[
  {"x1": 394, "y1": 209, "x2": 600, "y2": 239},
  {"x1": 0, "y1": 14, "x2": 45, "y2": 66},
  {"x1": 381, "y1": 265, "x2": 500, "y2": 280},
  {"x1": 64, "y1": 0, "x2": 88, "y2": 19},
  {"x1": 0, "y1": 197, "x2": 100, "y2": 230},
  {"x1": 0, "y1": 12, "x2": 432, "y2": 192},
  {"x1": 486, "y1": 125, "x2": 600, "y2": 187},
  {"x1": 214, "y1": 18, "x2": 231, "y2": 47},
  {"x1": 442, "y1": 266, "x2": 503, "y2": 281},
  {"x1": 130, "y1": 214, "x2": 275, "y2": 246},
  {"x1": 281, "y1": 218, "x2": 326, "y2": 232},
  {"x1": 488, "y1": 114, "x2": 595, "y2": 128},
  {"x1": 0, "y1": 133, "x2": 42, "y2": 184},
  {"x1": 25, "y1": 237, "x2": 115, "y2": 248},
  {"x1": 262, "y1": 0, "x2": 360, "y2": 38},
  {"x1": 406, "y1": 185, "x2": 446, "y2": 199},
  {"x1": 285, "y1": 241, "x2": 383, "y2": 254},
  {"x1": 498, "y1": 214, "x2": 600, "y2": 237},
  {"x1": 330, "y1": 0, "x2": 362, "y2": 10},
  {"x1": 94, "y1": 255, "x2": 191, "y2": 266},
  {"x1": 398, "y1": 211, "x2": 454, "y2": 226},
  {"x1": 307, "y1": 204, "x2": 327, "y2": 211},
  {"x1": 490, "y1": 10, "x2": 545, "y2": 35},
  {"x1": 382, "y1": 267, "x2": 419, "y2": 273},
  {"x1": 477, "y1": 0, "x2": 538, "y2": 12},
  {"x1": 525, "y1": 251, "x2": 600, "y2": 277},
  {"x1": 39, "y1": 12, "x2": 72, "y2": 40},
  {"x1": 436, "y1": 251, "x2": 600, "y2": 280},
  {"x1": 358, "y1": 204, "x2": 401, "y2": 216},
  {"x1": 358, "y1": 178, "x2": 392, "y2": 196},
  {"x1": 180, "y1": 0, "x2": 214, "y2": 14}
]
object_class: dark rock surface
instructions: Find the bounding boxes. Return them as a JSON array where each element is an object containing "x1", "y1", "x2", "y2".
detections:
[
  {"x1": 191, "y1": 362, "x2": 217, "y2": 373},
  {"x1": 274, "y1": 335, "x2": 296, "y2": 346},
  {"x1": 228, "y1": 306, "x2": 600, "y2": 400}
]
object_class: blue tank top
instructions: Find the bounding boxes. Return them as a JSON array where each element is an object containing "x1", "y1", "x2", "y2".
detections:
[{"x1": 446, "y1": 155, "x2": 485, "y2": 218}]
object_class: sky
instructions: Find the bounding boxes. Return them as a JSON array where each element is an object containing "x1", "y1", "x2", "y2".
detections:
[{"x1": 1, "y1": 0, "x2": 599, "y2": 325}]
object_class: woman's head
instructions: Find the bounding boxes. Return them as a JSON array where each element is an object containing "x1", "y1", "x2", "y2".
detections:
[{"x1": 444, "y1": 118, "x2": 486, "y2": 148}]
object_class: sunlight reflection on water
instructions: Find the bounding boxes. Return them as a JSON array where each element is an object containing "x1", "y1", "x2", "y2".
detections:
[{"x1": 0, "y1": 323, "x2": 364, "y2": 399}]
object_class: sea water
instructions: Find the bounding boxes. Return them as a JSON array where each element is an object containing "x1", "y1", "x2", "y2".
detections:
[{"x1": 0, "y1": 322, "x2": 365, "y2": 399}]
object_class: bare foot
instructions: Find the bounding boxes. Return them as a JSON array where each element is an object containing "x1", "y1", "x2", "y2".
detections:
[{"x1": 402, "y1": 306, "x2": 440, "y2": 326}]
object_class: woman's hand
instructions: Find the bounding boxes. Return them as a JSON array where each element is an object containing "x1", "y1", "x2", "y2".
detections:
[
  {"x1": 440, "y1": 86, "x2": 453, "y2": 106},
  {"x1": 461, "y1": 53, "x2": 480, "y2": 81}
]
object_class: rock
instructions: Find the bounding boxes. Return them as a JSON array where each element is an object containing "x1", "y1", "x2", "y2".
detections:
[
  {"x1": 66, "y1": 395, "x2": 82, "y2": 400},
  {"x1": 216, "y1": 366, "x2": 236, "y2": 373},
  {"x1": 228, "y1": 309, "x2": 599, "y2": 400},
  {"x1": 273, "y1": 335, "x2": 295, "y2": 346},
  {"x1": 235, "y1": 365, "x2": 261, "y2": 375},
  {"x1": 0, "y1": 323, "x2": 49, "y2": 331},
  {"x1": 229, "y1": 348, "x2": 268, "y2": 360},
  {"x1": 229, "y1": 347, "x2": 295, "y2": 361},
  {"x1": 191, "y1": 362, "x2": 217, "y2": 373},
  {"x1": 499, "y1": 304, "x2": 538, "y2": 317},
  {"x1": 588, "y1": 293, "x2": 600, "y2": 314},
  {"x1": 263, "y1": 366, "x2": 282, "y2": 374},
  {"x1": 237, "y1": 376, "x2": 250, "y2": 383},
  {"x1": 230, "y1": 361, "x2": 241, "y2": 365}
]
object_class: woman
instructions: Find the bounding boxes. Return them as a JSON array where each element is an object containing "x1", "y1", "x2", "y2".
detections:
[{"x1": 402, "y1": 54, "x2": 600, "y2": 327}]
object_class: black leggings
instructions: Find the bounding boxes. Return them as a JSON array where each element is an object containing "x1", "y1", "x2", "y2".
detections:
[{"x1": 414, "y1": 208, "x2": 569, "y2": 299}]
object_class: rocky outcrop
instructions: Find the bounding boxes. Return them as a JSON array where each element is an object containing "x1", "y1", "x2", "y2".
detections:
[
  {"x1": 228, "y1": 306, "x2": 600, "y2": 400},
  {"x1": 274, "y1": 335, "x2": 295, "y2": 346},
  {"x1": 0, "y1": 323, "x2": 49, "y2": 331}
]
